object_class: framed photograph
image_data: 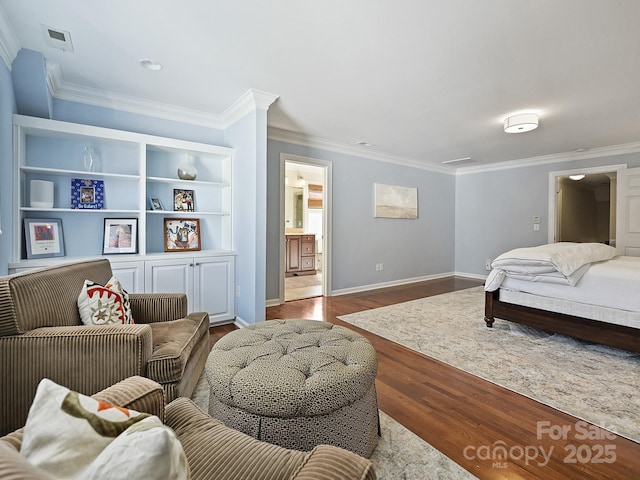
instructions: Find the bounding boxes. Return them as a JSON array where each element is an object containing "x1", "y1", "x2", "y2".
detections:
[
  {"x1": 173, "y1": 189, "x2": 195, "y2": 212},
  {"x1": 149, "y1": 197, "x2": 164, "y2": 211},
  {"x1": 24, "y1": 218, "x2": 65, "y2": 259},
  {"x1": 164, "y1": 218, "x2": 201, "y2": 252},
  {"x1": 102, "y1": 218, "x2": 138, "y2": 254},
  {"x1": 71, "y1": 178, "x2": 105, "y2": 210}
]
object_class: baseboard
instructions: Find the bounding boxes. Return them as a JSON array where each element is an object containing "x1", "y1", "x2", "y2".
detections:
[
  {"x1": 331, "y1": 272, "x2": 456, "y2": 296},
  {"x1": 267, "y1": 271, "x2": 488, "y2": 306},
  {"x1": 454, "y1": 271, "x2": 489, "y2": 281}
]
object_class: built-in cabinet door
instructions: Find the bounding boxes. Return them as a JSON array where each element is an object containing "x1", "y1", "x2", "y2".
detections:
[
  {"x1": 145, "y1": 258, "x2": 194, "y2": 303},
  {"x1": 286, "y1": 236, "x2": 301, "y2": 272},
  {"x1": 193, "y1": 256, "x2": 235, "y2": 323},
  {"x1": 145, "y1": 255, "x2": 235, "y2": 323},
  {"x1": 110, "y1": 261, "x2": 145, "y2": 293}
]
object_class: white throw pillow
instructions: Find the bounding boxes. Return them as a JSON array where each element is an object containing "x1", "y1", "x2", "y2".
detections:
[
  {"x1": 77, "y1": 275, "x2": 134, "y2": 325},
  {"x1": 20, "y1": 378, "x2": 189, "y2": 480}
]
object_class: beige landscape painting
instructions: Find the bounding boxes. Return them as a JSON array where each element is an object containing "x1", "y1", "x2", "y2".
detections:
[{"x1": 374, "y1": 183, "x2": 418, "y2": 219}]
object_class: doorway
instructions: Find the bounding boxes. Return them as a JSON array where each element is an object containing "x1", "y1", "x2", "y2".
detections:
[
  {"x1": 280, "y1": 155, "x2": 332, "y2": 302},
  {"x1": 548, "y1": 164, "x2": 625, "y2": 245}
]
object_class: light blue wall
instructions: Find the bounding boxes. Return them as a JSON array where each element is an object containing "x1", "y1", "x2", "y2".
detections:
[
  {"x1": 11, "y1": 49, "x2": 51, "y2": 119},
  {"x1": 455, "y1": 152, "x2": 640, "y2": 276},
  {"x1": 266, "y1": 140, "x2": 457, "y2": 300},
  {"x1": 0, "y1": 57, "x2": 17, "y2": 274},
  {"x1": 225, "y1": 110, "x2": 268, "y2": 325},
  {"x1": 53, "y1": 99, "x2": 226, "y2": 146}
]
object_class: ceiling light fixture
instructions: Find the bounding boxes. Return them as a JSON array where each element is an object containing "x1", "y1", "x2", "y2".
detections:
[
  {"x1": 139, "y1": 59, "x2": 163, "y2": 71},
  {"x1": 503, "y1": 113, "x2": 539, "y2": 133},
  {"x1": 356, "y1": 141, "x2": 374, "y2": 147},
  {"x1": 569, "y1": 174, "x2": 586, "y2": 181}
]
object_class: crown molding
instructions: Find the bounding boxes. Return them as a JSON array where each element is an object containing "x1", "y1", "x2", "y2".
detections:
[
  {"x1": 456, "y1": 141, "x2": 640, "y2": 175},
  {"x1": 268, "y1": 127, "x2": 454, "y2": 174},
  {"x1": 0, "y1": 5, "x2": 21, "y2": 70},
  {"x1": 47, "y1": 63, "x2": 278, "y2": 130},
  {"x1": 220, "y1": 89, "x2": 279, "y2": 126}
]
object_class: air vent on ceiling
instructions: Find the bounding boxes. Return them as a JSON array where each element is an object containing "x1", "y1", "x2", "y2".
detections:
[
  {"x1": 41, "y1": 24, "x2": 74, "y2": 52},
  {"x1": 441, "y1": 157, "x2": 475, "y2": 165}
]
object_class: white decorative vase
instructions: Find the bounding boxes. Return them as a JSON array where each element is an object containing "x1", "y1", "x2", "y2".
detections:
[
  {"x1": 30, "y1": 180, "x2": 54, "y2": 208},
  {"x1": 177, "y1": 155, "x2": 197, "y2": 181}
]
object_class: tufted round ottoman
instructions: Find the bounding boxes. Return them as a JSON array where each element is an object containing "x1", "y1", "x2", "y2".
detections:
[{"x1": 205, "y1": 319, "x2": 380, "y2": 457}]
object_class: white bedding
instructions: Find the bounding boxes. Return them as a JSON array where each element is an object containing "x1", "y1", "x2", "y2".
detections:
[
  {"x1": 498, "y1": 255, "x2": 640, "y2": 314},
  {"x1": 485, "y1": 242, "x2": 617, "y2": 291}
]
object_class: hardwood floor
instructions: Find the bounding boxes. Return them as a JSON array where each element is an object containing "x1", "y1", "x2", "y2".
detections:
[{"x1": 210, "y1": 277, "x2": 639, "y2": 480}]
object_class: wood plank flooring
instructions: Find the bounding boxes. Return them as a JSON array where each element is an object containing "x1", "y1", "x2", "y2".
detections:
[{"x1": 210, "y1": 277, "x2": 639, "y2": 480}]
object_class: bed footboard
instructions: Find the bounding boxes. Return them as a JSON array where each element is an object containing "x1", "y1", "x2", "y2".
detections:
[{"x1": 483, "y1": 288, "x2": 640, "y2": 353}]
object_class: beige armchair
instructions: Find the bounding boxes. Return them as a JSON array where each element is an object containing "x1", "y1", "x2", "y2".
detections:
[
  {"x1": 0, "y1": 259, "x2": 210, "y2": 436},
  {"x1": 0, "y1": 376, "x2": 376, "y2": 480}
]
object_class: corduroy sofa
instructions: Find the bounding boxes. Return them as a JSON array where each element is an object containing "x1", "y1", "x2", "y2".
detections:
[
  {"x1": 0, "y1": 259, "x2": 210, "y2": 436},
  {"x1": 0, "y1": 376, "x2": 376, "y2": 479}
]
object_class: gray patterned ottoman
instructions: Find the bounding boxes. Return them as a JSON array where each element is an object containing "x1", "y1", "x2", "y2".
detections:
[{"x1": 205, "y1": 319, "x2": 380, "y2": 457}]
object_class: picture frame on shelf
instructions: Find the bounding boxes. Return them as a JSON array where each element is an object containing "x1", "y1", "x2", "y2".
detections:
[
  {"x1": 164, "y1": 218, "x2": 201, "y2": 252},
  {"x1": 71, "y1": 178, "x2": 105, "y2": 210},
  {"x1": 173, "y1": 189, "x2": 195, "y2": 212},
  {"x1": 102, "y1": 218, "x2": 138, "y2": 254},
  {"x1": 149, "y1": 197, "x2": 164, "y2": 211},
  {"x1": 24, "y1": 218, "x2": 65, "y2": 259}
]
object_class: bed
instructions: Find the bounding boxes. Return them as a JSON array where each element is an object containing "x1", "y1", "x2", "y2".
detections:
[{"x1": 483, "y1": 242, "x2": 640, "y2": 353}]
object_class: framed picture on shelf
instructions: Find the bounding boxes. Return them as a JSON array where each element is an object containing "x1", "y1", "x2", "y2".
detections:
[
  {"x1": 24, "y1": 218, "x2": 65, "y2": 259},
  {"x1": 173, "y1": 189, "x2": 195, "y2": 212},
  {"x1": 71, "y1": 178, "x2": 105, "y2": 210},
  {"x1": 102, "y1": 218, "x2": 138, "y2": 254},
  {"x1": 164, "y1": 218, "x2": 201, "y2": 252},
  {"x1": 149, "y1": 197, "x2": 164, "y2": 211}
]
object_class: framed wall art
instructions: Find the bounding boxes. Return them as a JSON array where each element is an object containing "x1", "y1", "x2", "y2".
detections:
[
  {"x1": 71, "y1": 178, "x2": 105, "y2": 210},
  {"x1": 24, "y1": 218, "x2": 65, "y2": 259},
  {"x1": 102, "y1": 218, "x2": 138, "y2": 254},
  {"x1": 374, "y1": 183, "x2": 418, "y2": 219},
  {"x1": 173, "y1": 189, "x2": 195, "y2": 212},
  {"x1": 164, "y1": 218, "x2": 201, "y2": 252}
]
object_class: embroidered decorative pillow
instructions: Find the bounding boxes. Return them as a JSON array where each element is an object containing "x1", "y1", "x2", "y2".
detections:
[
  {"x1": 20, "y1": 378, "x2": 189, "y2": 480},
  {"x1": 77, "y1": 276, "x2": 134, "y2": 325}
]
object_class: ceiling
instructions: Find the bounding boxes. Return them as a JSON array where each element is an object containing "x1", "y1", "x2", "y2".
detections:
[{"x1": 2, "y1": 0, "x2": 640, "y2": 171}]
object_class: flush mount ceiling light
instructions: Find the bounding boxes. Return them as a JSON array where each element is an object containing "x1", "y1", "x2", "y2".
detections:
[
  {"x1": 356, "y1": 141, "x2": 374, "y2": 147},
  {"x1": 139, "y1": 59, "x2": 163, "y2": 71},
  {"x1": 504, "y1": 113, "x2": 539, "y2": 133},
  {"x1": 569, "y1": 174, "x2": 586, "y2": 181}
]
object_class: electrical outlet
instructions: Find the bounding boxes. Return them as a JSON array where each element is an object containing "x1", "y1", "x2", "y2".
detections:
[
  {"x1": 375, "y1": 263, "x2": 384, "y2": 271},
  {"x1": 485, "y1": 259, "x2": 492, "y2": 271}
]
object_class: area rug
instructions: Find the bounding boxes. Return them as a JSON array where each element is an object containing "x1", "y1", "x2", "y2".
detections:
[
  {"x1": 191, "y1": 372, "x2": 476, "y2": 480},
  {"x1": 339, "y1": 286, "x2": 640, "y2": 443}
]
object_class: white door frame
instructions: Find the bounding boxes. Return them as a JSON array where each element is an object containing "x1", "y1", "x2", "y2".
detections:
[
  {"x1": 279, "y1": 153, "x2": 332, "y2": 304},
  {"x1": 547, "y1": 163, "x2": 627, "y2": 244}
]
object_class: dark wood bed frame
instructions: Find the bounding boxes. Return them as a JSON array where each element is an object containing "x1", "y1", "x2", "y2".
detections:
[{"x1": 484, "y1": 290, "x2": 640, "y2": 354}]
